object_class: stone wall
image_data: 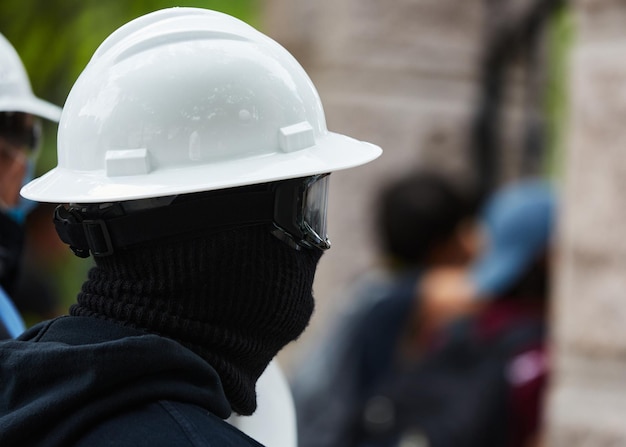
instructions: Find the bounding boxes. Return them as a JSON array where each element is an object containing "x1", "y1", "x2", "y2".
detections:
[{"x1": 545, "y1": 1, "x2": 626, "y2": 445}]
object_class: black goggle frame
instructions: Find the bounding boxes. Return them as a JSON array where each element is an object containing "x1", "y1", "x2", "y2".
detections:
[{"x1": 53, "y1": 174, "x2": 331, "y2": 258}]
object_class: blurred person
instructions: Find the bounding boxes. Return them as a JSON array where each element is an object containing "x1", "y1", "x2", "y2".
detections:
[
  {"x1": 419, "y1": 179, "x2": 555, "y2": 336},
  {"x1": 354, "y1": 179, "x2": 556, "y2": 447},
  {"x1": 13, "y1": 202, "x2": 71, "y2": 325},
  {"x1": 291, "y1": 168, "x2": 481, "y2": 447},
  {"x1": 0, "y1": 32, "x2": 61, "y2": 337},
  {"x1": 0, "y1": 8, "x2": 381, "y2": 447}
]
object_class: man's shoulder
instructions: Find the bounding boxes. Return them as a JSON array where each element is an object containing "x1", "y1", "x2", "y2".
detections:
[{"x1": 75, "y1": 400, "x2": 265, "y2": 447}]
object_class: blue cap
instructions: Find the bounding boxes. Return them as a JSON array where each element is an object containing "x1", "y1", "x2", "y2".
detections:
[{"x1": 471, "y1": 179, "x2": 556, "y2": 298}]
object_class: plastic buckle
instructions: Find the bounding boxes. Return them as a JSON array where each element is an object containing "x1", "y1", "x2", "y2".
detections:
[{"x1": 83, "y1": 219, "x2": 114, "y2": 256}]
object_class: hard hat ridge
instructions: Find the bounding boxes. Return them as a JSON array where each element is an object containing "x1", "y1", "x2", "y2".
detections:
[{"x1": 92, "y1": 8, "x2": 262, "y2": 66}]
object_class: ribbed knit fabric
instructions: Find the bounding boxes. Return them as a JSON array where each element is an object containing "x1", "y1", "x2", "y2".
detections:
[{"x1": 70, "y1": 224, "x2": 321, "y2": 415}]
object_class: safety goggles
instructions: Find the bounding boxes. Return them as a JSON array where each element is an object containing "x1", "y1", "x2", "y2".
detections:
[
  {"x1": 0, "y1": 112, "x2": 42, "y2": 159},
  {"x1": 54, "y1": 174, "x2": 331, "y2": 257},
  {"x1": 272, "y1": 174, "x2": 331, "y2": 250}
]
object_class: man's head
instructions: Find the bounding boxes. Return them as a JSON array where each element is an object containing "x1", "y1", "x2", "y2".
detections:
[
  {"x1": 0, "y1": 33, "x2": 61, "y2": 293},
  {"x1": 20, "y1": 8, "x2": 381, "y2": 415},
  {"x1": 376, "y1": 168, "x2": 480, "y2": 268},
  {"x1": 0, "y1": 33, "x2": 60, "y2": 215}
]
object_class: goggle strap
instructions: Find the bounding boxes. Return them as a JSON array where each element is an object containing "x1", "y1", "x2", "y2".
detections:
[{"x1": 54, "y1": 190, "x2": 275, "y2": 257}]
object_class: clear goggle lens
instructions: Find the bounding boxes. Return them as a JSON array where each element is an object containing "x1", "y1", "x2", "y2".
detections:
[
  {"x1": 272, "y1": 173, "x2": 331, "y2": 251},
  {"x1": 302, "y1": 174, "x2": 330, "y2": 249}
]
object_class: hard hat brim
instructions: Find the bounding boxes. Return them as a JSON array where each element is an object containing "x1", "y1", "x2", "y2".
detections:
[
  {"x1": 21, "y1": 132, "x2": 382, "y2": 203},
  {"x1": 0, "y1": 96, "x2": 62, "y2": 122}
]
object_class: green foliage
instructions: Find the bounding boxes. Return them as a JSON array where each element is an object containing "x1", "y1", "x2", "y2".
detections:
[{"x1": 544, "y1": 3, "x2": 575, "y2": 181}]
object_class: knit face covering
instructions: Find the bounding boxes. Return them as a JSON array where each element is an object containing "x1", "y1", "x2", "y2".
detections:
[{"x1": 70, "y1": 224, "x2": 322, "y2": 415}]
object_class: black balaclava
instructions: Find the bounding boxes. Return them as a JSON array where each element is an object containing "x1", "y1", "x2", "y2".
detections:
[{"x1": 70, "y1": 222, "x2": 321, "y2": 415}]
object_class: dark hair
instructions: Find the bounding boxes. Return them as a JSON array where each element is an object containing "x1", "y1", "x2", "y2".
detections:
[{"x1": 376, "y1": 169, "x2": 479, "y2": 266}]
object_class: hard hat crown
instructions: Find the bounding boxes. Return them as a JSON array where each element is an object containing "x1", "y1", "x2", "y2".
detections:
[{"x1": 22, "y1": 8, "x2": 381, "y2": 203}]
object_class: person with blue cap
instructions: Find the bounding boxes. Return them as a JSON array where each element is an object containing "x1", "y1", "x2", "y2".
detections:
[
  {"x1": 0, "y1": 32, "x2": 61, "y2": 338},
  {"x1": 419, "y1": 178, "x2": 556, "y2": 332}
]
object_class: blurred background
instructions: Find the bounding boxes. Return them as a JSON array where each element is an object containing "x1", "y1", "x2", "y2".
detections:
[{"x1": 2, "y1": 0, "x2": 626, "y2": 445}]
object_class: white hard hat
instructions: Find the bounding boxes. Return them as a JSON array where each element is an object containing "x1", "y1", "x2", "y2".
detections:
[
  {"x1": 0, "y1": 33, "x2": 62, "y2": 122},
  {"x1": 21, "y1": 7, "x2": 381, "y2": 204}
]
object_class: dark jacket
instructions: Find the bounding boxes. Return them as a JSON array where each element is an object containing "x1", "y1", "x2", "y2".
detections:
[
  {"x1": 0, "y1": 316, "x2": 265, "y2": 447},
  {"x1": 292, "y1": 270, "x2": 420, "y2": 447}
]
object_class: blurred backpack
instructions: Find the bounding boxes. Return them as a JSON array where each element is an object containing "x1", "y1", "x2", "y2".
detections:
[{"x1": 353, "y1": 308, "x2": 545, "y2": 447}]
